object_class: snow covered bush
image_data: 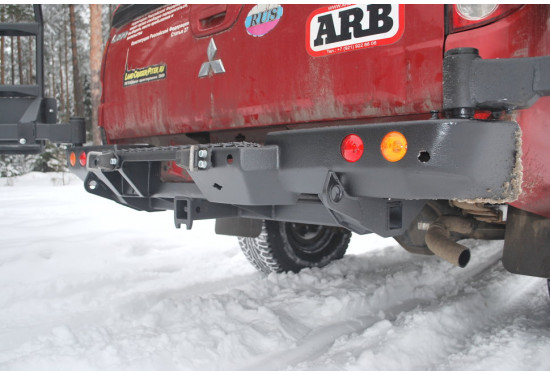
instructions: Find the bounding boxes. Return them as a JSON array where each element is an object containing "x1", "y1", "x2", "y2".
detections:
[
  {"x1": 0, "y1": 154, "x2": 35, "y2": 185},
  {"x1": 0, "y1": 142, "x2": 69, "y2": 186},
  {"x1": 32, "y1": 141, "x2": 68, "y2": 173}
]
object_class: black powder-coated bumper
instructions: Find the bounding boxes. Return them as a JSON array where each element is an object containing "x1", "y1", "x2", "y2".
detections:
[{"x1": 68, "y1": 118, "x2": 521, "y2": 236}]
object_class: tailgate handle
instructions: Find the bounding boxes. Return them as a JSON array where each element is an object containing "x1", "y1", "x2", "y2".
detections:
[
  {"x1": 198, "y1": 4, "x2": 227, "y2": 30},
  {"x1": 191, "y1": 5, "x2": 242, "y2": 37}
]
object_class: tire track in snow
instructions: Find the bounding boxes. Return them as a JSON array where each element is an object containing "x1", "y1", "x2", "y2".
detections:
[
  {"x1": 428, "y1": 267, "x2": 549, "y2": 370},
  {"x1": 238, "y1": 240, "x2": 505, "y2": 370},
  {"x1": 292, "y1": 241, "x2": 548, "y2": 370}
]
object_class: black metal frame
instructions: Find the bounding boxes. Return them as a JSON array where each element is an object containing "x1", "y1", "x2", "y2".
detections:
[
  {"x1": 443, "y1": 48, "x2": 550, "y2": 117},
  {"x1": 68, "y1": 115, "x2": 520, "y2": 237},
  {"x1": 0, "y1": 5, "x2": 85, "y2": 154}
]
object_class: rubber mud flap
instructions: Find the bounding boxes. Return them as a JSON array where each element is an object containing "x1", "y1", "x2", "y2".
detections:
[
  {"x1": 503, "y1": 206, "x2": 550, "y2": 278},
  {"x1": 215, "y1": 217, "x2": 262, "y2": 237}
]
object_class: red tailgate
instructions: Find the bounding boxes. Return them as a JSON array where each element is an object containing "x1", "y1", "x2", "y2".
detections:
[{"x1": 101, "y1": 4, "x2": 445, "y2": 143}]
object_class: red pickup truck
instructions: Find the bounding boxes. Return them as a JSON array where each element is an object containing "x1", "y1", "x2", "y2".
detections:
[{"x1": 2, "y1": 5, "x2": 550, "y2": 284}]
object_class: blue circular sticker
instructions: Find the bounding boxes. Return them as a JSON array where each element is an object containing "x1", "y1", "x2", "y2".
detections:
[{"x1": 245, "y1": 4, "x2": 283, "y2": 37}]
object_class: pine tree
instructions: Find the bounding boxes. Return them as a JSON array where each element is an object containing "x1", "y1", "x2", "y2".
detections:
[
  {"x1": 69, "y1": 4, "x2": 84, "y2": 117},
  {"x1": 90, "y1": 4, "x2": 102, "y2": 145}
]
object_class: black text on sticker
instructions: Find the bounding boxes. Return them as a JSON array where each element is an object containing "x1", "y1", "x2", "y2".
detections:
[{"x1": 307, "y1": 4, "x2": 403, "y2": 56}]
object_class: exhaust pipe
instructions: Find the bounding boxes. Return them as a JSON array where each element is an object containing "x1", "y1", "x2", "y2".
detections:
[{"x1": 425, "y1": 216, "x2": 474, "y2": 268}]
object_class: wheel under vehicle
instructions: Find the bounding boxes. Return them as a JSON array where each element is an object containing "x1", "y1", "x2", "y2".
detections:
[{"x1": 238, "y1": 220, "x2": 351, "y2": 274}]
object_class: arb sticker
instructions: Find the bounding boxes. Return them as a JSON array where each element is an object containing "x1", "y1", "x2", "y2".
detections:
[
  {"x1": 245, "y1": 4, "x2": 283, "y2": 37},
  {"x1": 306, "y1": 4, "x2": 404, "y2": 57}
]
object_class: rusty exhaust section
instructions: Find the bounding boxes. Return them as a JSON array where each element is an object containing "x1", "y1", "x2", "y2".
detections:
[{"x1": 425, "y1": 216, "x2": 474, "y2": 268}]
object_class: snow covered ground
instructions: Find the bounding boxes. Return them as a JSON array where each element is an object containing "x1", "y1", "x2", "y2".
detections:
[{"x1": 0, "y1": 172, "x2": 549, "y2": 370}]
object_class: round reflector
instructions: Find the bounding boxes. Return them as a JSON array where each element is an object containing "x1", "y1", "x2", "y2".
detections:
[
  {"x1": 341, "y1": 134, "x2": 364, "y2": 163},
  {"x1": 381, "y1": 131, "x2": 407, "y2": 162},
  {"x1": 69, "y1": 152, "x2": 76, "y2": 167},
  {"x1": 79, "y1": 151, "x2": 87, "y2": 167}
]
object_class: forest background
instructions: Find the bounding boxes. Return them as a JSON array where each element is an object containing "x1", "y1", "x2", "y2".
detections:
[{"x1": 0, "y1": 4, "x2": 112, "y2": 181}]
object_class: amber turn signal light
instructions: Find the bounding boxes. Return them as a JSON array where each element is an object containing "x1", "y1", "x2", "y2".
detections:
[
  {"x1": 381, "y1": 131, "x2": 407, "y2": 162},
  {"x1": 69, "y1": 152, "x2": 77, "y2": 167}
]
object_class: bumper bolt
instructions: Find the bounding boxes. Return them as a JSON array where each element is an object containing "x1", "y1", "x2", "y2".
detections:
[
  {"x1": 330, "y1": 184, "x2": 343, "y2": 203},
  {"x1": 198, "y1": 160, "x2": 208, "y2": 169},
  {"x1": 19, "y1": 138, "x2": 27, "y2": 145},
  {"x1": 198, "y1": 149, "x2": 208, "y2": 158}
]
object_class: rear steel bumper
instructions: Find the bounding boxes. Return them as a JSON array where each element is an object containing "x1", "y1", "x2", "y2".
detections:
[{"x1": 68, "y1": 118, "x2": 521, "y2": 236}]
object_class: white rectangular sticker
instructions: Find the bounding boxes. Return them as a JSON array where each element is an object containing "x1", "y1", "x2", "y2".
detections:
[{"x1": 306, "y1": 4, "x2": 404, "y2": 57}]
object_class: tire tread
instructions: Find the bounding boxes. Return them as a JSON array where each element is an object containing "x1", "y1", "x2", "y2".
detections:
[{"x1": 238, "y1": 221, "x2": 351, "y2": 274}]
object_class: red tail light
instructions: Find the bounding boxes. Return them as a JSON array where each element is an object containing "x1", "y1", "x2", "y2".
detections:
[
  {"x1": 79, "y1": 152, "x2": 87, "y2": 167},
  {"x1": 341, "y1": 134, "x2": 364, "y2": 163},
  {"x1": 449, "y1": 4, "x2": 522, "y2": 33}
]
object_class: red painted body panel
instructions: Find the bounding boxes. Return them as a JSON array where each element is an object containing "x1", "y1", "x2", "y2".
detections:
[
  {"x1": 445, "y1": 5, "x2": 550, "y2": 218},
  {"x1": 100, "y1": 4, "x2": 444, "y2": 141}
]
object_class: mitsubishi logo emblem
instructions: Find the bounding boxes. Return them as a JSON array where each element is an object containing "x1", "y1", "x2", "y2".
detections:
[{"x1": 198, "y1": 39, "x2": 226, "y2": 78}]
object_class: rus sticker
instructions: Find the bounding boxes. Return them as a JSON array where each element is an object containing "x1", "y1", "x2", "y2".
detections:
[
  {"x1": 245, "y1": 4, "x2": 283, "y2": 37},
  {"x1": 306, "y1": 4, "x2": 405, "y2": 57}
]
